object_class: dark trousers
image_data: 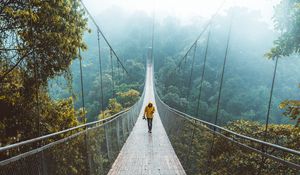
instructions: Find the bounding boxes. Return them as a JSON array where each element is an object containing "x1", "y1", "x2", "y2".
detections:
[{"x1": 147, "y1": 118, "x2": 153, "y2": 131}]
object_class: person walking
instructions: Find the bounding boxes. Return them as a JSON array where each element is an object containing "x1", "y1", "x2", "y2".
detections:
[{"x1": 143, "y1": 102, "x2": 155, "y2": 133}]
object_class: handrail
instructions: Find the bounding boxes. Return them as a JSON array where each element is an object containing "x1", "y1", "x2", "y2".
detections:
[
  {"x1": 0, "y1": 88, "x2": 145, "y2": 166},
  {"x1": 154, "y1": 90, "x2": 300, "y2": 170},
  {"x1": 154, "y1": 88, "x2": 300, "y2": 157},
  {"x1": 1, "y1": 57, "x2": 148, "y2": 168},
  {"x1": 171, "y1": 107, "x2": 300, "y2": 156},
  {"x1": 0, "y1": 109, "x2": 129, "y2": 152}
]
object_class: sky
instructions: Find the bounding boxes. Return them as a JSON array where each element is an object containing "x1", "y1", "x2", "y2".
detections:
[{"x1": 82, "y1": 0, "x2": 280, "y2": 23}]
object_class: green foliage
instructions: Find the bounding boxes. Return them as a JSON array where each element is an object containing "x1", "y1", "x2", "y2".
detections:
[
  {"x1": 267, "y1": 0, "x2": 300, "y2": 127},
  {"x1": 162, "y1": 92, "x2": 188, "y2": 111},
  {"x1": 116, "y1": 89, "x2": 140, "y2": 108},
  {"x1": 279, "y1": 99, "x2": 300, "y2": 127},
  {"x1": 211, "y1": 120, "x2": 300, "y2": 174},
  {"x1": 267, "y1": 0, "x2": 300, "y2": 58},
  {"x1": 155, "y1": 7, "x2": 300, "y2": 173},
  {"x1": 1, "y1": 0, "x2": 88, "y2": 83},
  {"x1": 0, "y1": 0, "x2": 88, "y2": 145},
  {"x1": 100, "y1": 98, "x2": 123, "y2": 119},
  {"x1": 156, "y1": 7, "x2": 300, "y2": 126},
  {"x1": 163, "y1": 115, "x2": 300, "y2": 174},
  {"x1": 0, "y1": 70, "x2": 80, "y2": 145},
  {"x1": 100, "y1": 89, "x2": 140, "y2": 119}
]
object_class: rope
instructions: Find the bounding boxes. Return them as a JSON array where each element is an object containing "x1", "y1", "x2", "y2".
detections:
[
  {"x1": 97, "y1": 30, "x2": 104, "y2": 113},
  {"x1": 196, "y1": 26, "x2": 211, "y2": 118}
]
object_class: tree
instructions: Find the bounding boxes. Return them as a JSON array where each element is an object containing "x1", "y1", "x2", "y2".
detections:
[
  {"x1": 0, "y1": 0, "x2": 88, "y2": 145},
  {"x1": 100, "y1": 98, "x2": 123, "y2": 119},
  {"x1": 266, "y1": 0, "x2": 300, "y2": 58},
  {"x1": 266, "y1": 0, "x2": 300, "y2": 126},
  {"x1": 279, "y1": 100, "x2": 300, "y2": 127},
  {"x1": 117, "y1": 89, "x2": 140, "y2": 108},
  {"x1": 211, "y1": 120, "x2": 300, "y2": 174}
]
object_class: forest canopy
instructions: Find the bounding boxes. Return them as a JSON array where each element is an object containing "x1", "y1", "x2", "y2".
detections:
[{"x1": 0, "y1": 0, "x2": 88, "y2": 145}]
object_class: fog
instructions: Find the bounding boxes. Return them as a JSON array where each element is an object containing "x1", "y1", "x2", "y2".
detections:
[
  {"x1": 83, "y1": 0, "x2": 279, "y2": 24},
  {"x1": 49, "y1": 0, "x2": 300, "y2": 125}
]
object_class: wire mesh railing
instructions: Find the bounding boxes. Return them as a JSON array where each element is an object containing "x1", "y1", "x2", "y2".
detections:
[
  {"x1": 0, "y1": 90, "x2": 144, "y2": 175},
  {"x1": 154, "y1": 90, "x2": 300, "y2": 174}
]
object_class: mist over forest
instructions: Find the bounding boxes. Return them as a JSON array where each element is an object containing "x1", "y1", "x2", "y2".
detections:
[
  {"x1": 48, "y1": 6, "x2": 300, "y2": 126},
  {"x1": 1, "y1": 0, "x2": 300, "y2": 174}
]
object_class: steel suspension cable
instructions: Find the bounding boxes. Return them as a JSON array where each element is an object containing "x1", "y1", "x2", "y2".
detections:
[
  {"x1": 33, "y1": 28, "x2": 40, "y2": 139},
  {"x1": 115, "y1": 59, "x2": 120, "y2": 88},
  {"x1": 79, "y1": 0, "x2": 129, "y2": 75},
  {"x1": 186, "y1": 42, "x2": 197, "y2": 101},
  {"x1": 76, "y1": 3, "x2": 90, "y2": 171},
  {"x1": 206, "y1": 14, "x2": 233, "y2": 174},
  {"x1": 1, "y1": 0, "x2": 118, "y2": 82},
  {"x1": 196, "y1": 26, "x2": 211, "y2": 118},
  {"x1": 264, "y1": 56, "x2": 279, "y2": 137},
  {"x1": 214, "y1": 15, "x2": 233, "y2": 125},
  {"x1": 29, "y1": 2, "x2": 45, "y2": 174},
  {"x1": 151, "y1": 4, "x2": 155, "y2": 63},
  {"x1": 79, "y1": 48, "x2": 86, "y2": 123},
  {"x1": 110, "y1": 49, "x2": 115, "y2": 98},
  {"x1": 176, "y1": 0, "x2": 226, "y2": 70},
  {"x1": 97, "y1": 30, "x2": 104, "y2": 113},
  {"x1": 184, "y1": 120, "x2": 197, "y2": 169},
  {"x1": 28, "y1": 1, "x2": 41, "y2": 138},
  {"x1": 258, "y1": 56, "x2": 279, "y2": 172},
  {"x1": 117, "y1": 61, "x2": 121, "y2": 81},
  {"x1": 0, "y1": 53, "x2": 29, "y2": 82}
]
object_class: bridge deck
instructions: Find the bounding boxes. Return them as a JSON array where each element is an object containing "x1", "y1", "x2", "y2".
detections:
[{"x1": 108, "y1": 64, "x2": 186, "y2": 175}]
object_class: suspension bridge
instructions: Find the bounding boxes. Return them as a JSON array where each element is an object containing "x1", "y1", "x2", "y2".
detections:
[{"x1": 0, "y1": 1, "x2": 300, "y2": 175}]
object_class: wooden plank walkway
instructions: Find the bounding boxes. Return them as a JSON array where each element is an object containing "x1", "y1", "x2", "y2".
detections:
[{"x1": 108, "y1": 64, "x2": 186, "y2": 175}]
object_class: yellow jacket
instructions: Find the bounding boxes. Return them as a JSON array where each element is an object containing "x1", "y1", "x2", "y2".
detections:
[{"x1": 144, "y1": 106, "x2": 155, "y2": 119}]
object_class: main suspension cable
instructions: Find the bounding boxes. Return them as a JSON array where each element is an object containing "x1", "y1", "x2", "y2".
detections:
[
  {"x1": 176, "y1": 0, "x2": 226, "y2": 70},
  {"x1": 79, "y1": 0, "x2": 129, "y2": 75}
]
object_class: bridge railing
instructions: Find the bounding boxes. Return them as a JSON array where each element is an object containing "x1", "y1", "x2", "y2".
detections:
[
  {"x1": 0, "y1": 90, "x2": 145, "y2": 175},
  {"x1": 154, "y1": 90, "x2": 300, "y2": 174}
]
